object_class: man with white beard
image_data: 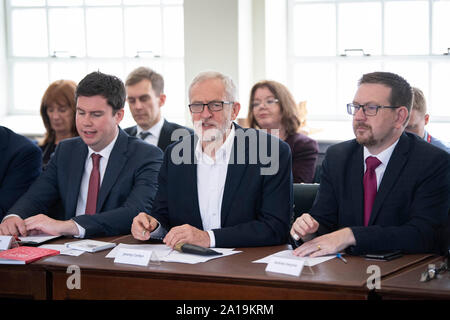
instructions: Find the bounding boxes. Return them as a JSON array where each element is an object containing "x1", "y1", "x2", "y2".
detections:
[{"x1": 131, "y1": 71, "x2": 293, "y2": 248}]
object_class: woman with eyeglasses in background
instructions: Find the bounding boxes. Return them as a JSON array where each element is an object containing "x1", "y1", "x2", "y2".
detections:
[
  {"x1": 247, "y1": 80, "x2": 318, "y2": 183},
  {"x1": 39, "y1": 80, "x2": 78, "y2": 169}
]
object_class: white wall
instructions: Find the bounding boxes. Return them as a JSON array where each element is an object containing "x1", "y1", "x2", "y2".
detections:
[
  {"x1": 184, "y1": 0, "x2": 266, "y2": 120},
  {"x1": 238, "y1": 0, "x2": 252, "y2": 116},
  {"x1": 251, "y1": 0, "x2": 266, "y2": 83},
  {"x1": 265, "y1": 0, "x2": 286, "y2": 84},
  {"x1": 184, "y1": 0, "x2": 240, "y2": 99}
]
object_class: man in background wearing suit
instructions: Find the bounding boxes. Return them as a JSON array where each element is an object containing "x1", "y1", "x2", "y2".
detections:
[
  {"x1": 124, "y1": 66, "x2": 192, "y2": 151},
  {"x1": 0, "y1": 71, "x2": 163, "y2": 238},
  {"x1": 0, "y1": 126, "x2": 42, "y2": 220},
  {"x1": 291, "y1": 72, "x2": 449, "y2": 256},
  {"x1": 405, "y1": 87, "x2": 450, "y2": 153},
  {"x1": 131, "y1": 71, "x2": 293, "y2": 248}
]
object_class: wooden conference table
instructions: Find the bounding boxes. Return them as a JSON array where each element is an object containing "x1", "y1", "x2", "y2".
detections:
[
  {"x1": 379, "y1": 256, "x2": 450, "y2": 299},
  {"x1": 0, "y1": 235, "x2": 445, "y2": 300}
]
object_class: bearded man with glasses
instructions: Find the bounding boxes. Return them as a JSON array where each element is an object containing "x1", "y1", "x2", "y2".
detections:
[
  {"x1": 131, "y1": 71, "x2": 293, "y2": 249},
  {"x1": 290, "y1": 71, "x2": 449, "y2": 257}
]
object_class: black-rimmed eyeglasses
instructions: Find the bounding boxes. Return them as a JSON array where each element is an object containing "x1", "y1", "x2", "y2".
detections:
[
  {"x1": 251, "y1": 98, "x2": 279, "y2": 109},
  {"x1": 188, "y1": 100, "x2": 233, "y2": 113},
  {"x1": 347, "y1": 103, "x2": 400, "y2": 116}
]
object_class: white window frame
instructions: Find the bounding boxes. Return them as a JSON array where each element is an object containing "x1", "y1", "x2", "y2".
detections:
[
  {"x1": 4, "y1": 0, "x2": 185, "y2": 122},
  {"x1": 287, "y1": 0, "x2": 450, "y2": 123}
]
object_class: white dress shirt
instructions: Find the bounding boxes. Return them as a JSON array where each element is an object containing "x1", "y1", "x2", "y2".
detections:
[
  {"x1": 195, "y1": 125, "x2": 235, "y2": 247},
  {"x1": 136, "y1": 117, "x2": 164, "y2": 147},
  {"x1": 363, "y1": 138, "x2": 400, "y2": 190},
  {"x1": 74, "y1": 130, "x2": 119, "y2": 237}
]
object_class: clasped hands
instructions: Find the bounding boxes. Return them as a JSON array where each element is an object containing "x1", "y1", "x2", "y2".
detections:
[
  {"x1": 0, "y1": 214, "x2": 79, "y2": 236},
  {"x1": 291, "y1": 213, "x2": 356, "y2": 257},
  {"x1": 131, "y1": 212, "x2": 211, "y2": 248}
]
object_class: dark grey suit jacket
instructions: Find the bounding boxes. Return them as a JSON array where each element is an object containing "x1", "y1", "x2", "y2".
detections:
[
  {"x1": 151, "y1": 123, "x2": 293, "y2": 247},
  {"x1": 310, "y1": 132, "x2": 449, "y2": 255},
  {"x1": 0, "y1": 126, "x2": 42, "y2": 219},
  {"x1": 125, "y1": 119, "x2": 193, "y2": 151},
  {"x1": 8, "y1": 128, "x2": 163, "y2": 237}
]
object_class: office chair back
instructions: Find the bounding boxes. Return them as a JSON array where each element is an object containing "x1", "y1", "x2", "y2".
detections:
[
  {"x1": 292, "y1": 183, "x2": 320, "y2": 221},
  {"x1": 313, "y1": 140, "x2": 336, "y2": 183}
]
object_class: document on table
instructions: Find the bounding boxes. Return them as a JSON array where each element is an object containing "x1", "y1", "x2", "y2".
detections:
[
  {"x1": 18, "y1": 234, "x2": 61, "y2": 245},
  {"x1": 253, "y1": 249, "x2": 335, "y2": 267},
  {"x1": 38, "y1": 244, "x2": 85, "y2": 257},
  {"x1": 106, "y1": 243, "x2": 241, "y2": 264},
  {"x1": 162, "y1": 248, "x2": 240, "y2": 264},
  {"x1": 106, "y1": 243, "x2": 172, "y2": 259}
]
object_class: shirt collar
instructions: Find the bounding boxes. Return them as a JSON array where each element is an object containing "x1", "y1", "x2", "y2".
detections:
[
  {"x1": 195, "y1": 122, "x2": 236, "y2": 164},
  {"x1": 87, "y1": 129, "x2": 119, "y2": 161},
  {"x1": 137, "y1": 117, "x2": 164, "y2": 140},
  {"x1": 363, "y1": 138, "x2": 400, "y2": 167}
]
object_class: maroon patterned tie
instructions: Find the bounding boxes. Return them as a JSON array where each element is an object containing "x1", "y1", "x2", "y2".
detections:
[
  {"x1": 363, "y1": 156, "x2": 381, "y2": 226},
  {"x1": 85, "y1": 153, "x2": 102, "y2": 215}
]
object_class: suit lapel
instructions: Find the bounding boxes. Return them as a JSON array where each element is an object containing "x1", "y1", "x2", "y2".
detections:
[
  {"x1": 129, "y1": 126, "x2": 137, "y2": 137},
  {"x1": 220, "y1": 126, "x2": 248, "y2": 226},
  {"x1": 157, "y1": 120, "x2": 170, "y2": 150},
  {"x1": 66, "y1": 139, "x2": 88, "y2": 219},
  {"x1": 350, "y1": 144, "x2": 365, "y2": 226},
  {"x1": 188, "y1": 134, "x2": 203, "y2": 229},
  {"x1": 0, "y1": 128, "x2": 7, "y2": 151},
  {"x1": 0, "y1": 129, "x2": 9, "y2": 179},
  {"x1": 96, "y1": 130, "x2": 128, "y2": 211},
  {"x1": 369, "y1": 134, "x2": 410, "y2": 225}
]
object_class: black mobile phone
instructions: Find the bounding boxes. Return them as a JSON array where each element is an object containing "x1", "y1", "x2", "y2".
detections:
[{"x1": 364, "y1": 250, "x2": 403, "y2": 261}]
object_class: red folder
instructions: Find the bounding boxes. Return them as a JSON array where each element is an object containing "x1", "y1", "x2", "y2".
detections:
[{"x1": 0, "y1": 246, "x2": 59, "y2": 264}]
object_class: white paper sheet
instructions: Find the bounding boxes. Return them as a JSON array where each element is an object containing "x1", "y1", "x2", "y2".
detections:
[
  {"x1": 114, "y1": 248, "x2": 152, "y2": 266},
  {"x1": 106, "y1": 243, "x2": 240, "y2": 264},
  {"x1": 39, "y1": 244, "x2": 84, "y2": 257},
  {"x1": 161, "y1": 248, "x2": 240, "y2": 264},
  {"x1": 18, "y1": 234, "x2": 61, "y2": 244},
  {"x1": 253, "y1": 249, "x2": 335, "y2": 267}
]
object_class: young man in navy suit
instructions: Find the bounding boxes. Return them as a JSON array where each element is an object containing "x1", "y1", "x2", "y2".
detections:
[
  {"x1": 0, "y1": 126, "x2": 42, "y2": 220},
  {"x1": 131, "y1": 71, "x2": 293, "y2": 248},
  {"x1": 291, "y1": 72, "x2": 449, "y2": 256},
  {"x1": 124, "y1": 67, "x2": 192, "y2": 151},
  {"x1": 0, "y1": 71, "x2": 163, "y2": 238}
]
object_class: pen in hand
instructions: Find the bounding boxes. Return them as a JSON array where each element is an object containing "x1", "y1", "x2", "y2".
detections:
[
  {"x1": 336, "y1": 253, "x2": 347, "y2": 264},
  {"x1": 142, "y1": 229, "x2": 151, "y2": 239}
]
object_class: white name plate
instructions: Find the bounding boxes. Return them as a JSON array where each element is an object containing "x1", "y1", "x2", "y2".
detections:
[
  {"x1": 0, "y1": 236, "x2": 13, "y2": 250},
  {"x1": 114, "y1": 248, "x2": 151, "y2": 267},
  {"x1": 265, "y1": 257, "x2": 304, "y2": 277}
]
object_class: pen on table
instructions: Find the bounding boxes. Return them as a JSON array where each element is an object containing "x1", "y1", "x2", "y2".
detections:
[{"x1": 336, "y1": 253, "x2": 347, "y2": 264}]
